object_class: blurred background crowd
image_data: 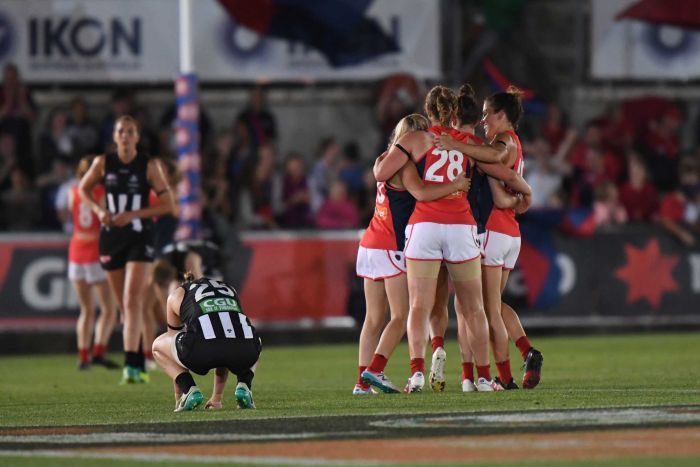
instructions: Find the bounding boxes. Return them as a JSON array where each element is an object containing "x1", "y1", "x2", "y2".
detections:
[{"x1": 1, "y1": 0, "x2": 699, "y2": 250}]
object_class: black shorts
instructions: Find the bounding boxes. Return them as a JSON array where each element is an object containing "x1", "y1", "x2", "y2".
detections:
[
  {"x1": 99, "y1": 228, "x2": 155, "y2": 271},
  {"x1": 174, "y1": 332, "x2": 262, "y2": 376}
]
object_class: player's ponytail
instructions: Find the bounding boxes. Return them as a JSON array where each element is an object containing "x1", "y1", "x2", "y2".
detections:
[
  {"x1": 456, "y1": 83, "x2": 480, "y2": 126},
  {"x1": 182, "y1": 270, "x2": 195, "y2": 284},
  {"x1": 424, "y1": 85, "x2": 457, "y2": 127}
]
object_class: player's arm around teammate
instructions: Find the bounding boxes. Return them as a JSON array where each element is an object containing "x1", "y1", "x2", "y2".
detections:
[{"x1": 357, "y1": 114, "x2": 470, "y2": 395}]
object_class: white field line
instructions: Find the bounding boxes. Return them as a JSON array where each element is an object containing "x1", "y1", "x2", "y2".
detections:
[
  {"x1": 0, "y1": 431, "x2": 377, "y2": 445},
  {"x1": 0, "y1": 450, "x2": 390, "y2": 466}
]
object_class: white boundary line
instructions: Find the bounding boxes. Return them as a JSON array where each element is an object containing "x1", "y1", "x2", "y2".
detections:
[{"x1": 0, "y1": 450, "x2": 388, "y2": 466}]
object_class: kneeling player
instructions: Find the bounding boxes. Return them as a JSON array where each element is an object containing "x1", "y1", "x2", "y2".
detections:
[{"x1": 152, "y1": 272, "x2": 261, "y2": 411}]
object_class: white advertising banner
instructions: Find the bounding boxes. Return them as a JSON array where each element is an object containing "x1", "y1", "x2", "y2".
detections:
[
  {"x1": 591, "y1": 0, "x2": 700, "y2": 80},
  {"x1": 0, "y1": 0, "x2": 440, "y2": 83}
]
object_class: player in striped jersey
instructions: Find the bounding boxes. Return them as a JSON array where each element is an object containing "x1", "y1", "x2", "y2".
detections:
[
  {"x1": 152, "y1": 273, "x2": 261, "y2": 411},
  {"x1": 79, "y1": 116, "x2": 176, "y2": 384}
]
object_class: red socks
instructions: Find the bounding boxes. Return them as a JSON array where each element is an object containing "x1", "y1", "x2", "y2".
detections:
[
  {"x1": 78, "y1": 348, "x2": 90, "y2": 364},
  {"x1": 461, "y1": 362, "x2": 474, "y2": 382},
  {"x1": 476, "y1": 364, "x2": 491, "y2": 381},
  {"x1": 496, "y1": 360, "x2": 513, "y2": 382},
  {"x1": 515, "y1": 336, "x2": 533, "y2": 360},
  {"x1": 357, "y1": 366, "x2": 369, "y2": 388},
  {"x1": 367, "y1": 354, "x2": 388, "y2": 374},
  {"x1": 410, "y1": 358, "x2": 425, "y2": 375},
  {"x1": 144, "y1": 350, "x2": 154, "y2": 361},
  {"x1": 92, "y1": 344, "x2": 106, "y2": 359},
  {"x1": 431, "y1": 336, "x2": 444, "y2": 352}
]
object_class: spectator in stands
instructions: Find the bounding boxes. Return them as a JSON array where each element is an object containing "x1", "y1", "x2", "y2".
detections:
[
  {"x1": 375, "y1": 74, "x2": 420, "y2": 151},
  {"x1": 523, "y1": 130, "x2": 574, "y2": 209},
  {"x1": 338, "y1": 141, "x2": 365, "y2": 197},
  {"x1": 226, "y1": 119, "x2": 257, "y2": 223},
  {"x1": 38, "y1": 107, "x2": 74, "y2": 175},
  {"x1": 600, "y1": 102, "x2": 635, "y2": 157},
  {"x1": 618, "y1": 151, "x2": 658, "y2": 223},
  {"x1": 640, "y1": 106, "x2": 683, "y2": 191},
  {"x1": 236, "y1": 85, "x2": 277, "y2": 148},
  {"x1": 0, "y1": 63, "x2": 37, "y2": 177},
  {"x1": 0, "y1": 132, "x2": 17, "y2": 193},
  {"x1": 35, "y1": 155, "x2": 72, "y2": 230},
  {"x1": 66, "y1": 97, "x2": 99, "y2": 158},
  {"x1": 658, "y1": 157, "x2": 700, "y2": 247},
  {"x1": 540, "y1": 102, "x2": 571, "y2": 155},
  {"x1": 98, "y1": 88, "x2": 134, "y2": 153},
  {"x1": 1, "y1": 167, "x2": 40, "y2": 230},
  {"x1": 133, "y1": 106, "x2": 160, "y2": 155},
  {"x1": 316, "y1": 179, "x2": 359, "y2": 229},
  {"x1": 54, "y1": 160, "x2": 77, "y2": 234},
  {"x1": 308, "y1": 136, "x2": 341, "y2": 213},
  {"x1": 278, "y1": 152, "x2": 312, "y2": 229},
  {"x1": 567, "y1": 121, "x2": 621, "y2": 207},
  {"x1": 238, "y1": 143, "x2": 279, "y2": 230},
  {"x1": 593, "y1": 181, "x2": 627, "y2": 229},
  {"x1": 202, "y1": 129, "x2": 232, "y2": 218}
]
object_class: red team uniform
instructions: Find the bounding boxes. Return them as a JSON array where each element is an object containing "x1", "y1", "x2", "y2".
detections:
[
  {"x1": 479, "y1": 130, "x2": 524, "y2": 269},
  {"x1": 68, "y1": 184, "x2": 107, "y2": 283},
  {"x1": 356, "y1": 180, "x2": 415, "y2": 280},
  {"x1": 404, "y1": 126, "x2": 480, "y2": 262}
]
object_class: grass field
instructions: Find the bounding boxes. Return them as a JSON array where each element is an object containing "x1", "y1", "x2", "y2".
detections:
[{"x1": 1, "y1": 332, "x2": 699, "y2": 466}]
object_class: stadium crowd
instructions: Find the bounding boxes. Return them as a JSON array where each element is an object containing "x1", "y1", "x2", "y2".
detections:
[{"x1": 0, "y1": 62, "x2": 699, "y2": 246}]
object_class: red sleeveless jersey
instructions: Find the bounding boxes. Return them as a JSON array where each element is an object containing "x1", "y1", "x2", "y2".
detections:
[
  {"x1": 68, "y1": 184, "x2": 104, "y2": 263},
  {"x1": 408, "y1": 126, "x2": 477, "y2": 226},
  {"x1": 485, "y1": 130, "x2": 523, "y2": 237},
  {"x1": 360, "y1": 181, "x2": 415, "y2": 251}
]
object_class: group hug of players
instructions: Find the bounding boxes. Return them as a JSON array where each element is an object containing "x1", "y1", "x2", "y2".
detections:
[
  {"x1": 67, "y1": 115, "x2": 260, "y2": 412},
  {"x1": 354, "y1": 84, "x2": 543, "y2": 394}
]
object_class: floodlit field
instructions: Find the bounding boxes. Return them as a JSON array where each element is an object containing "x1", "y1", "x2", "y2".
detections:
[{"x1": 1, "y1": 332, "x2": 699, "y2": 466}]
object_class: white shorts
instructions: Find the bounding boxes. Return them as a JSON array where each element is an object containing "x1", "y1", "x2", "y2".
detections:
[
  {"x1": 478, "y1": 230, "x2": 521, "y2": 270},
  {"x1": 404, "y1": 223, "x2": 481, "y2": 263},
  {"x1": 356, "y1": 246, "x2": 406, "y2": 281},
  {"x1": 68, "y1": 261, "x2": 107, "y2": 284}
]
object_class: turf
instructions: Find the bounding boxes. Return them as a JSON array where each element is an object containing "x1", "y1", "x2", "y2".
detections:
[
  {"x1": 1, "y1": 455, "x2": 699, "y2": 467},
  {"x1": 1, "y1": 332, "x2": 699, "y2": 427}
]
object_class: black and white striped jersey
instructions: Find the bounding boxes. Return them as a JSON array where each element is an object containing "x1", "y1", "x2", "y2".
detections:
[
  {"x1": 179, "y1": 277, "x2": 257, "y2": 341},
  {"x1": 102, "y1": 151, "x2": 153, "y2": 234}
]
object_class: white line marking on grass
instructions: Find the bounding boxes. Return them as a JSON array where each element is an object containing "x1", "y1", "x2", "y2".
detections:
[
  {"x1": 370, "y1": 407, "x2": 700, "y2": 429},
  {"x1": 0, "y1": 450, "x2": 390, "y2": 466},
  {"x1": 582, "y1": 389, "x2": 700, "y2": 393},
  {"x1": 0, "y1": 431, "x2": 377, "y2": 445}
]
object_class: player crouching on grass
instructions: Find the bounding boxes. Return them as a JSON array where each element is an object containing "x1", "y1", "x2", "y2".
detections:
[{"x1": 152, "y1": 272, "x2": 261, "y2": 412}]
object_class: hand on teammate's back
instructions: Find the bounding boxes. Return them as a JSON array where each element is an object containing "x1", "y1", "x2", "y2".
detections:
[
  {"x1": 454, "y1": 170, "x2": 471, "y2": 193},
  {"x1": 515, "y1": 193, "x2": 532, "y2": 214},
  {"x1": 434, "y1": 133, "x2": 456, "y2": 150}
]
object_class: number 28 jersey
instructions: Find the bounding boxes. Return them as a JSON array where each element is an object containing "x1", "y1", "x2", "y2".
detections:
[
  {"x1": 179, "y1": 277, "x2": 257, "y2": 342},
  {"x1": 409, "y1": 126, "x2": 478, "y2": 226}
]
